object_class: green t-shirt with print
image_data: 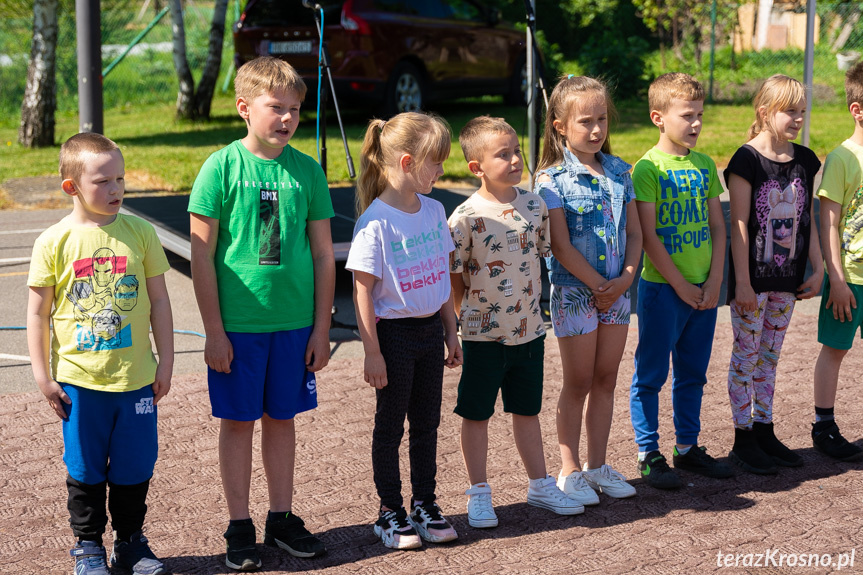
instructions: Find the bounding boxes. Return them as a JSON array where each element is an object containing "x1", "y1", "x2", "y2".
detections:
[
  {"x1": 633, "y1": 147, "x2": 723, "y2": 284},
  {"x1": 817, "y1": 138, "x2": 863, "y2": 285},
  {"x1": 188, "y1": 140, "x2": 334, "y2": 332}
]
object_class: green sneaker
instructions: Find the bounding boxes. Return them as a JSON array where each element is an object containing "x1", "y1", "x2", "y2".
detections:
[{"x1": 638, "y1": 450, "x2": 682, "y2": 489}]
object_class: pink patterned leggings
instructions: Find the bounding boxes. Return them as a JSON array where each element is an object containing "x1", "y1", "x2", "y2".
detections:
[{"x1": 727, "y1": 291, "x2": 796, "y2": 429}]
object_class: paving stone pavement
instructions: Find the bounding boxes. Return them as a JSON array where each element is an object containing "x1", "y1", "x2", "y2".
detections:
[{"x1": 3, "y1": 307, "x2": 863, "y2": 574}]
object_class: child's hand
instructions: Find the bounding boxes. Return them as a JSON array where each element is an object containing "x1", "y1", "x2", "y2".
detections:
[
  {"x1": 305, "y1": 326, "x2": 331, "y2": 372},
  {"x1": 796, "y1": 273, "x2": 822, "y2": 300},
  {"x1": 153, "y1": 363, "x2": 172, "y2": 405},
  {"x1": 365, "y1": 351, "x2": 388, "y2": 389},
  {"x1": 37, "y1": 378, "x2": 70, "y2": 420},
  {"x1": 593, "y1": 277, "x2": 628, "y2": 312},
  {"x1": 699, "y1": 277, "x2": 721, "y2": 310},
  {"x1": 205, "y1": 331, "x2": 233, "y2": 373},
  {"x1": 673, "y1": 282, "x2": 704, "y2": 309},
  {"x1": 444, "y1": 332, "x2": 463, "y2": 369},
  {"x1": 825, "y1": 280, "x2": 857, "y2": 322},
  {"x1": 733, "y1": 284, "x2": 758, "y2": 312}
]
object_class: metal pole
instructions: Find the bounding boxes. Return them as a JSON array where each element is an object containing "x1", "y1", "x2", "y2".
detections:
[
  {"x1": 76, "y1": 0, "x2": 103, "y2": 134},
  {"x1": 526, "y1": 0, "x2": 537, "y2": 183},
  {"x1": 708, "y1": 0, "x2": 717, "y2": 103},
  {"x1": 802, "y1": 0, "x2": 816, "y2": 147}
]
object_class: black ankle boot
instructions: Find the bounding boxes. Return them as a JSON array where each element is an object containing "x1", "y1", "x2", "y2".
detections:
[
  {"x1": 728, "y1": 427, "x2": 778, "y2": 475},
  {"x1": 753, "y1": 421, "x2": 804, "y2": 467}
]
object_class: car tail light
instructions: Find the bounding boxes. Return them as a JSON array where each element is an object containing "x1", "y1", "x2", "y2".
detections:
[
  {"x1": 350, "y1": 81, "x2": 375, "y2": 92},
  {"x1": 341, "y1": 0, "x2": 371, "y2": 35}
]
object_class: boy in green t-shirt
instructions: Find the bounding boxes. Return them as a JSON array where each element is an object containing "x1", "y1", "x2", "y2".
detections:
[
  {"x1": 28, "y1": 133, "x2": 174, "y2": 575},
  {"x1": 812, "y1": 61, "x2": 863, "y2": 462},
  {"x1": 188, "y1": 57, "x2": 335, "y2": 571},
  {"x1": 629, "y1": 73, "x2": 733, "y2": 490}
]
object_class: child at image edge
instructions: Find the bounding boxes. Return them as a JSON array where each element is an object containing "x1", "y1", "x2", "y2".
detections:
[
  {"x1": 630, "y1": 72, "x2": 733, "y2": 489},
  {"x1": 449, "y1": 115, "x2": 584, "y2": 529},
  {"x1": 724, "y1": 75, "x2": 822, "y2": 475},
  {"x1": 812, "y1": 60, "x2": 863, "y2": 462},
  {"x1": 27, "y1": 132, "x2": 174, "y2": 575},
  {"x1": 346, "y1": 112, "x2": 462, "y2": 550},
  {"x1": 534, "y1": 76, "x2": 641, "y2": 505},
  {"x1": 188, "y1": 56, "x2": 336, "y2": 571}
]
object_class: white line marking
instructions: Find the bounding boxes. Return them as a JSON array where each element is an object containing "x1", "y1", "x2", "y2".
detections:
[
  {"x1": 0, "y1": 228, "x2": 44, "y2": 235},
  {"x1": 0, "y1": 353, "x2": 30, "y2": 362},
  {"x1": 0, "y1": 257, "x2": 31, "y2": 265}
]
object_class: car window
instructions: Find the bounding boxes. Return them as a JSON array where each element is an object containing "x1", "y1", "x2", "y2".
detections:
[{"x1": 244, "y1": 0, "x2": 342, "y2": 27}]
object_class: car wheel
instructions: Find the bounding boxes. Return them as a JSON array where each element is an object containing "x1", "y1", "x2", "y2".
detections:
[{"x1": 385, "y1": 62, "x2": 424, "y2": 116}]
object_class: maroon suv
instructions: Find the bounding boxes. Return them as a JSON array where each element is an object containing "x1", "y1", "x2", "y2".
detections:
[{"x1": 233, "y1": 0, "x2": 529, "y2": 116}]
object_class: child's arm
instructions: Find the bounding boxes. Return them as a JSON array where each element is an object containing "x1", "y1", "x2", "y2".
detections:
[
  {"x1": 306, "y1": 219, "x2": 336, "y2": 372},
  {"x1": 636, "y1": 200, "x2": 704, "y2": 308},
  {"x1": 699, "y1": 195, "x2": 726, "y2": 310},
  {"x1": 440, "y1": 290, "x2": 462, "y2": 369},
  {"x1": 353, "y1": 270, "x2": 387, "y2": 389},
  {"x1": 595, "y1": 201, "x2": 642, "y2": 311},
  {"x1": 26, "y1": 286, "x2": 70, "y2": 419},
  {"x1": 727, "y1": 173, "x2": 757, "y2": 311},
  {"x1": 820, "y1": 196, "x2": 856, "y2": 321},
  {"x1": 190, "y1": 213, "x2": 233, "y2": 373},
  {"x1": 450, "y1": 272, "x2": 466, "y2": 320},
  {"x1": 146, "y1": 273, "x2": 174, "y2": 404},
  {"x1": 797, "y1": 198, "x2": 823, "y2": 299}
]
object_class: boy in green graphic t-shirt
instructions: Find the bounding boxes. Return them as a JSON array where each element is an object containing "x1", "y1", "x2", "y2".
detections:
[
  {"x1": 188, "y1": 56, "x2": 335, "y2": 571},
  {"x1": 629, "y1": 73, "x2": 733, "y2": 490}
]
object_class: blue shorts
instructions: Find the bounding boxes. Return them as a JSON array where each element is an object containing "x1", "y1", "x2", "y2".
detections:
[
  {"x1": 208, "y1": 327, "x2": 318, "y2": 421},
  {"x1": 61, "y1": 383, "x2": 158, "y2": 485}
]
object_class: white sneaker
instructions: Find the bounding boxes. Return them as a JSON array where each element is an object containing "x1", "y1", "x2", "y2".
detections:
[
  {"x1": 465, "y1": 483, "x2": 498, "y2": 528},
  {"x1": 557, "y1": 470, "x2": 600, "y2": 506},
  {"x1": 582, "y1": 464, "x2": 637, "y2": 499},
  {"x1": 527, "y1": 475, "x2": 585, "y2": 515}
]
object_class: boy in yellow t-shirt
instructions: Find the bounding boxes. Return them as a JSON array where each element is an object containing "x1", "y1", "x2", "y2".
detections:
[
  {"x1": 27, "y1": 133, "x2": 173, "y2": 575},
  {"x1": 812, "y1": 61, "x2": 863, "y2": 462}
]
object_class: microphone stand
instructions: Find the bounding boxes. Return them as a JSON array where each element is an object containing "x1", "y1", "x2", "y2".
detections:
[
  {"x1": 306, "y1": 3, "x2": 355, "y2": 179},
  {"x1": 523, "y1": 0, "x2": 549, "y2": 182}
]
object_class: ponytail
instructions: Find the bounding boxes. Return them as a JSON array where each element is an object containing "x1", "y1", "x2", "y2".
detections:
[{"x1": 356, "y1": 119, "x2": 389, "y2": 214}]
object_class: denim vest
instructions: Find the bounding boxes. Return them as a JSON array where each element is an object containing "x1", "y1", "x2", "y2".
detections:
[{"x1": 537, "y1": 149, "x2": 633, "y2": 288}]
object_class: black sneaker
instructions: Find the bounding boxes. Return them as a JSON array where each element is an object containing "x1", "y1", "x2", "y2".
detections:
[
  {"x1": 812, "y1": 421, "x2": 863, "y2": 462},
  {"x1": 638, "y1": 451, "x2": 682, "y2": 489},
  {"x1": 729, "y1": 427, "x2": 778, "y2": 475},
  {"x1": 223, "y1": 522, "x2": 261, "y2": 572},
  {"x1": 373, "y1": 507, "x2": 422, "y2": 549},
  {"x1": 264, "y1": 512, "x2": 326, "y2": 558},
  {"x1": 753, "y1": 421, "x2": 803, "y2": 467},
  {"x1": 110, "y1": 531, "x2": 167, "y2": 575},
  {"x1": 70, "y1": 541, "x2": 109, "y2": 575},
  {"x1": 673, "y1": 445, "x2": 734, "y2": 478}
]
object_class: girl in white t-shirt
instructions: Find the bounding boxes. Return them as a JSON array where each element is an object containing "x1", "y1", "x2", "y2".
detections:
[{"x1": 346, "y1": 112, "x2": 462, "y2": 550}]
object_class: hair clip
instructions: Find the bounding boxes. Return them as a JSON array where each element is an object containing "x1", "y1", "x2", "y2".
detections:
[{"x1": 567, "y1": 74, "x2": 575, "y2": 79}]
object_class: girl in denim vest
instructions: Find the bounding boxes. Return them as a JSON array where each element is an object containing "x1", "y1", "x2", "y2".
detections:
[{"x1": 534, "y1": 75, "x2": 642, "y2": 504}]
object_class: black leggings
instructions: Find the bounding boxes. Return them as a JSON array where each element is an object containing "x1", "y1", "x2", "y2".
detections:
[
  {"x1": 372, "y1": 313, "x2": 444, "y2": 510},
  {"x1": 67, "y1": 475, "x2": 150, "y2": 543}
]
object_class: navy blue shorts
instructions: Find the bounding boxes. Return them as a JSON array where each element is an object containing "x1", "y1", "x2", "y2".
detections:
[
  {"x1": 61, "y1": 383, "x2": 158, "y2": 485},
  {"x1": 208, "y1": 327, "x2": 318, "y2": 421}
]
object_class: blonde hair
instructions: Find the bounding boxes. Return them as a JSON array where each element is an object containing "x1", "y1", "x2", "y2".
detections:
[
  {"x1": 59, "y1": 132, "x2": 121, "y2": 183},
  {"x1": 458, "y1": 116, "x2": 516, "y2": 163},
  {"x1": 234, "y1": 56, "x2": 307, "y2": 103},
  {"x1": 845, "y1": 61, "x2": 863, "y2": 109},
  {"x1": 648, "y1": 72, "x2": 704, "y2": 114},
  {"x1": 356, "y1": 112, "x2": 452, "y2": 214},
  {"x1": 538, "y1": 75, "x2": 615, "y2": 173},
  {"x1": 748, "y1": 74, "x2": 805, "y2": 141}
]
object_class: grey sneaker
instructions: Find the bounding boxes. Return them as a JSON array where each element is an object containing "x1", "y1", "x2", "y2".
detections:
[{"x1": 110, "y1": 531, "x2": 166, "y2": 575}]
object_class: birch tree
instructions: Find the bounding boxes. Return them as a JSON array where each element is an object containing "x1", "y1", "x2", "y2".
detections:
[{"x1": 19, "y1": 0, "x2": 59, "y2": 147}]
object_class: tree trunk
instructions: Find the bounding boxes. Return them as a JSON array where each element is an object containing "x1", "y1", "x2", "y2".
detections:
[
  {"x1": 19, "y1": 0, "x2": 58, "y2": 148},
  {"x1": 170, "y1": 0, "x2": 196, "y2": 119},
  {"x1": 193, "y1": 0, "x2": 229, "y2": 119}
]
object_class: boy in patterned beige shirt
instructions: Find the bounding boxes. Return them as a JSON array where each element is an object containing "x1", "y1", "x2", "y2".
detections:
[{"x1": 449, "y1": 117, "x2": 583, "y2": 529}]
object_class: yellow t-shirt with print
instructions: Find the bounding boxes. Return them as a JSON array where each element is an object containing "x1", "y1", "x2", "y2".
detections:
[
  {"x1": 27, "y1": 214, "x2": 170, "y2": 391},
  {"x1": 818, "y1": 138, "x2": 863, "y2": 285}
]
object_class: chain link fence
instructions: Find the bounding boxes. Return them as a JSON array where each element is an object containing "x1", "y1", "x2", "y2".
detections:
[{"x1": 0, "y1": 0, "x2": 240, "y2": 117}]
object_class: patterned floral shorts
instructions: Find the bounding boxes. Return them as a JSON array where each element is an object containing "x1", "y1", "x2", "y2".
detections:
[{"x1": 550, "y1": 284, "x2": 631, "y2": 337}]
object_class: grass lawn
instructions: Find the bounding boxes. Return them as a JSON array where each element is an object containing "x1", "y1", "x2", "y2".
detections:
[{"x1": 0, "y1": 94, "x2": 854, "y2": 197}]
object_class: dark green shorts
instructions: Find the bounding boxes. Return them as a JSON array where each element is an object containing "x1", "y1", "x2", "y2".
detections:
[
  {"x1": 454, "y1": 335, "x2": 545, "y2": 421},
  {"x1": 818, "y1": 274, "x2": 863, "y2": 350}
]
